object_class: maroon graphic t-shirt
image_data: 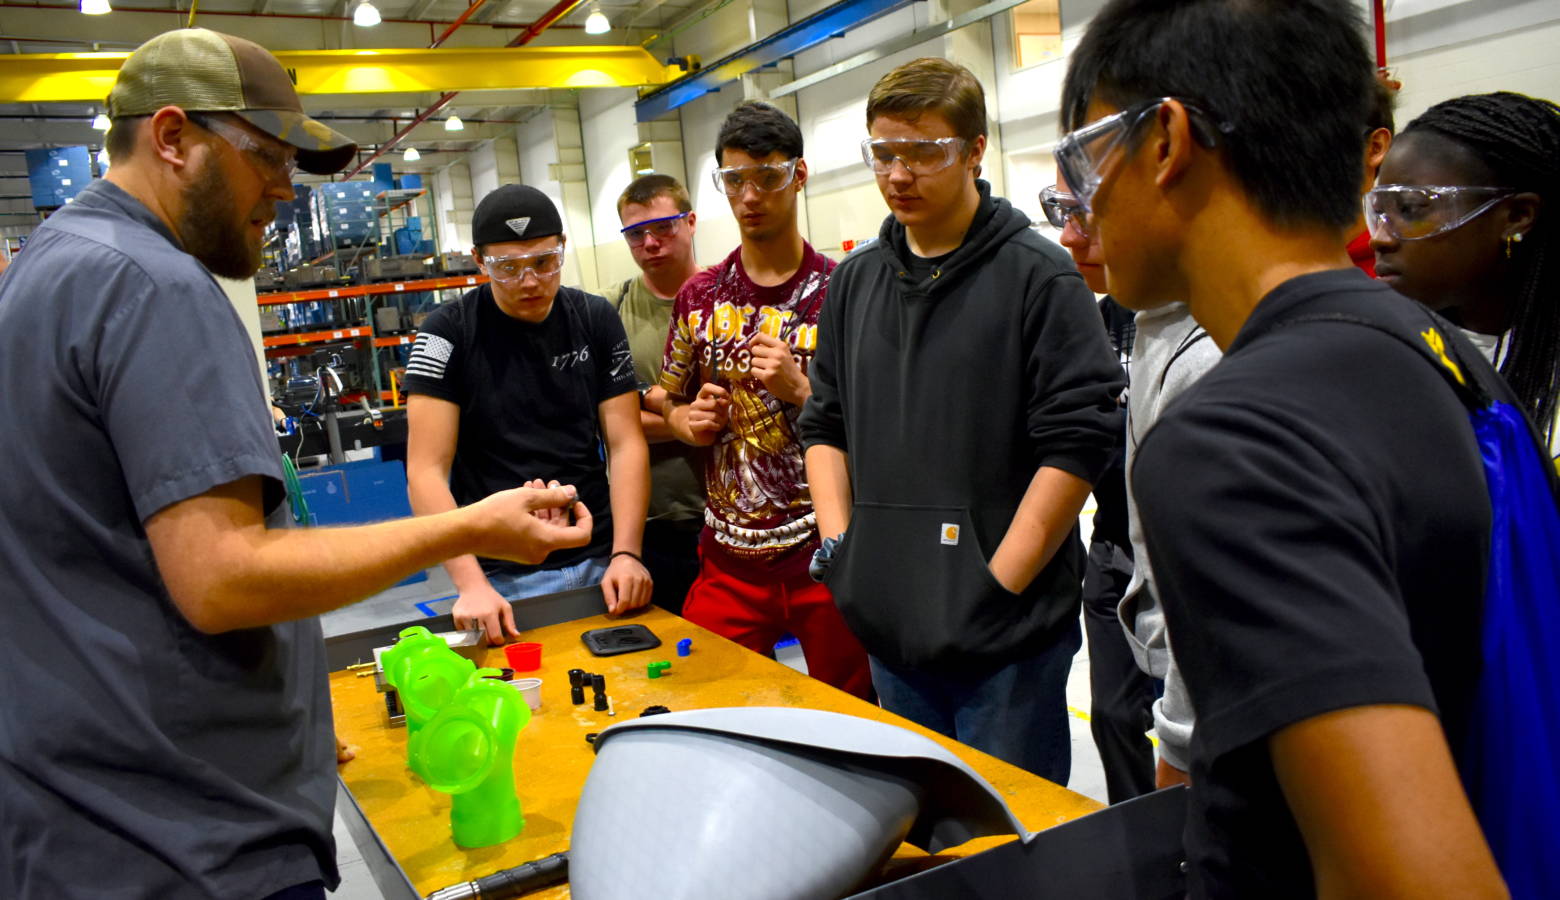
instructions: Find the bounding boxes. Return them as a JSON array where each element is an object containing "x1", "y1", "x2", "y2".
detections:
[{"x1": 661, "y1": 243, "x2": 833, "y2": 576}]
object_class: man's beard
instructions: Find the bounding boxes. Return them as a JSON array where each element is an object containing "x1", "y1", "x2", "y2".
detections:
[{"x1": 176, "y1": 158, "x2": 264, "y2": 280}]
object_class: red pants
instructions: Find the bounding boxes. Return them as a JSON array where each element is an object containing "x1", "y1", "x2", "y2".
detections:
[{"x1": 683, "y1": 549, "x2": 872, "y2": 699}]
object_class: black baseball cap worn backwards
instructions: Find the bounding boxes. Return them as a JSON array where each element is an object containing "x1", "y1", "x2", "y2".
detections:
[{"x1": 472, "y1": 184, "x2": 565, "y2": 246}]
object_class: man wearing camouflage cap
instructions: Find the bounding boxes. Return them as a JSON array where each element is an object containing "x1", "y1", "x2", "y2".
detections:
[{"x1": 0, "y1": 29, "x2": 594, "y2": 899}]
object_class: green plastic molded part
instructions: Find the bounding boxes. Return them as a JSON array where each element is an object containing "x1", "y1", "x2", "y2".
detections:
[
  {"x1": 380, "y1": 626, "x2": 476, "y2": 739},
  {"x1": 648, "y1": 661, "x2": 671, "y2": 679},
  {"x1": 408, "y1": 669, "x2": 531, "y2": 848}
]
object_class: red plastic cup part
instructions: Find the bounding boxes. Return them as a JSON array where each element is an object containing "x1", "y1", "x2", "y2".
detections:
[{"x1": 504, "y1": 641, "x2": 543, "y2": 672}]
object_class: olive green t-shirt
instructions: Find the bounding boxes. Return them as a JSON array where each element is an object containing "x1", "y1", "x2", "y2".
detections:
[{"x1": 607, "y1": 275, "x2": 705, "y2": 522}]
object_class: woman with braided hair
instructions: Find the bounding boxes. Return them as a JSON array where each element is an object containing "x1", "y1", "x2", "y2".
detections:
[{"x1": 1370, "y1": 90, "x2": 1559, "y2": 452}]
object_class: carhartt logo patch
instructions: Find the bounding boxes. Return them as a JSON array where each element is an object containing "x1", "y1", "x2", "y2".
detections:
[
  {"x1": 505, "y1": 217, "x2": 531, "y2": 237},
  {"x1": 940, "y1": 523, "x2": 959, "y2": 546}
]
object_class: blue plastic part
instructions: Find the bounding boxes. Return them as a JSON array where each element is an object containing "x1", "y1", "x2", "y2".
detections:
[{"x1": 677, "y1": 638, "x2": 692, "y2": 657}]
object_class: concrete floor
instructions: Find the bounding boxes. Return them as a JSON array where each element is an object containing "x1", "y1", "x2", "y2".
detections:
[{"x1": 322, "y1": 507, "x2": 1136, "y2": 898}]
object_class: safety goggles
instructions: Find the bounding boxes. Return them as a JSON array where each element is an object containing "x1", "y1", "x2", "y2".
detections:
[
  {"x1": 1039, "y1": 185, "x2": 1087, "y2": 233},
  {"x1": 711, "y1": 158, "x2": 799, "y2": 196},
  {"x1": 482, "y1": 245, "x2": 565, "y2": 282},
  {"x1": 189, "y1": 113, "x2": 298, "y2": 184},
  {"x1": 1054, "y1": 97, "x2": 1232, "y2": 214},
  {"x1": 620, "y1": 212, "x2": 689, "y2": 246},
  {"x1": 1363, "y1": 184, "x2": 1514, "y2": 241},
  {"x1": 860, "y1": 137, "x2": 967, "y2": 176}
]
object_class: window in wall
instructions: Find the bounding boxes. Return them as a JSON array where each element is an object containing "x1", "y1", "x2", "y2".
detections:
[
  {"x1": 629, "y1": 143, "x2": 655, "y2": 176},
  {"x1": 1011, "y1": 0, "x2": 1062, "y2": 70}
]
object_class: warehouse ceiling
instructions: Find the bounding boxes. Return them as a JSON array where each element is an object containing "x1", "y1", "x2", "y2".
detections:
[{"x1": 0, "y1": 0, "x2": 706, "y2": 221}]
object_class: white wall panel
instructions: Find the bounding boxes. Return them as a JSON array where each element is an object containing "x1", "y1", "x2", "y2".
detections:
[
  {"x1": 1390, "y1": 16, "x2": 1560, "y2": 124},
  {"x1": 514, "y1": 109, "x2": 587, "y2": 289},
  {"x1": 1384, "y1": 0, "x2": 1560, "y2": 59},
  {"x1": 467, "y1": 141, "x2": 501, "y2": 206},
  {"x1": 432, "y1": 167, "x2": 461, "y2": 256},
  {"x1": 679, "y1": 82, "x2": 750, "y2": 267},
  {"x1": 580, "y1": 88, "x2": 642, "y2": 288}
]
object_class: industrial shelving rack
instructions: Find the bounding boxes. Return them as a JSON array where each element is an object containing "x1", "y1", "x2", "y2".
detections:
[{"x1": 259, "y1": 273, "x2": 488, "y2": 405}]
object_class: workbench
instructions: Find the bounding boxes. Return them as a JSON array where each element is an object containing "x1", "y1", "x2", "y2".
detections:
[{"x1": 330, "y1": 597, "x2": 1104, "y2": 899}]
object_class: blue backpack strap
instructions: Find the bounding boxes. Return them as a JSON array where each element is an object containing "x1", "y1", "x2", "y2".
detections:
[{"x1": 1459, "y1": 399, "x2": 1560, "y2": 899}]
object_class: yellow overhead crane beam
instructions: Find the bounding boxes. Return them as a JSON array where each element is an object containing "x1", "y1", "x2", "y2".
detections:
[{"x1": 0, "y1": 45, "x2": 679, "y2": 103}]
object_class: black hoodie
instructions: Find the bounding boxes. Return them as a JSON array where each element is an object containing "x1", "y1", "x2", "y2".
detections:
[{"x1": 799, "y1": 182, "x2": 1124, "y2": 671}]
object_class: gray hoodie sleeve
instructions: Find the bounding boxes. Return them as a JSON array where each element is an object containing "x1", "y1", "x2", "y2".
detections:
[
  {"x1": 1118, "y1": 309, "x2": 1222, "y2": 769},
  {"x1": 1154, "y1": 634, "x2": 1197, "y2": 770}
]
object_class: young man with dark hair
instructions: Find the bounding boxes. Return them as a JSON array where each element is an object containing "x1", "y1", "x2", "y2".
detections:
[
  {"x1": 0, "y1": 30, "x2": 593, "y2": 898},
  {"x1": 662, "y1": 100, "x2": 871, "y2": 698},
  {"x1": 604, "y1": 173, "x2": 704, "y2": 615},
  {"x1": 800, "y1": 59, "x2": 1123, "y2": 782},
  {"x1": 406, "y1": 184, "x2": 653, "y2": 643},
  {"x1": 1059, "y1": 0, "x2": 1519, "y2": 894}
]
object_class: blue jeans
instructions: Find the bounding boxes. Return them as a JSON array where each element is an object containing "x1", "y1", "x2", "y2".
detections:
[
  {"x1": 869, "y1": 618, "x2": 1082, "y2": 785},
  {"x1": 487, "y1": 556, "x2": 608, "y2": 601}
]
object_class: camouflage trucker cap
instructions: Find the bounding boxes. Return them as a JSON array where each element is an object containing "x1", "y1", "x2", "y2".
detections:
[{"x1": 106, "y1": 28, "x2": 357, "y2": 175}]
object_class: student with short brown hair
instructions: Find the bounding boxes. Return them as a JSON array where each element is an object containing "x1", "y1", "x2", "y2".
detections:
[
  {"x1": 604, "y1": 172, "x2": 705, "y2": 615},
  {"x1": 801, "y1": 59, "x2": 1124, "y2": 782}
]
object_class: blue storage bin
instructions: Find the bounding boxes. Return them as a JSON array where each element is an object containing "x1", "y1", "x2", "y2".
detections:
[
  {"x1": 26, "y1": 146, "x2": 92, "y2": 208},
  {"x1": 295, "y1": 461, "x2": 426, "y2": 586}
]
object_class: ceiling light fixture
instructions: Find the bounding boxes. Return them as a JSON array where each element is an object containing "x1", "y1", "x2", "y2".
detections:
[
  {"x1": 584, "y1": 5, "x2": 610, "y2": 34},
  {"x1": 353, "y1": 0, "x2": 381, "y2": 26},
  {"x1": 444, "y1": 115, "x2": 464, "y2": 132},
  {"x1": 402, "y1": 146, "x2": 421, "y2": 162},
  {"x1": 80, "y1": 0, "x2": 112, "y2": 14},
  {"x1": 91, "y1": 113, "x2": 111, "y2": 130}
]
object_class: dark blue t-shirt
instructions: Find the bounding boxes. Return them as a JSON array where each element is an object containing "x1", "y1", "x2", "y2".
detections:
[
  {"x1": 403, "y1": 284, "x2": 636, "y2": 574},
  {"x1": 0, "y1": 180, "x2": 335, "y2": 898}
]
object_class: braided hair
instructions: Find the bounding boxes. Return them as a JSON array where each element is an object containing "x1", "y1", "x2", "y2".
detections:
[{"x1": 1403, "y1": 91, "x2": 1560, "y2": 445}]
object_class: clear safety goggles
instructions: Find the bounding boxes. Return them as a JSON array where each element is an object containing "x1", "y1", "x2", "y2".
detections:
[
  {"x1": 1039, "y1": 185, "x2": 1087, "y2": 233},
  {"x1": 620, "y1": 212, "x2": 689, "y2": 246},
  {"x1": 860, "y1": 136, "x2": 967, "y2": 176},
  {"x1": 711, "y1": 158, "x2": 799, "y2": 196},
  {"x1": 1363, "y1": 184, "x2": 1514, "y2": 241},
  {"x1": 482, "y1": 245, "x2": 565, "y2": 282},
  {"x1": 189, "y1": 113, "x2": 298, "y2": 184},
  {"x1": 1054, "y1": 97, "x2": 1231, "y2": 214}
]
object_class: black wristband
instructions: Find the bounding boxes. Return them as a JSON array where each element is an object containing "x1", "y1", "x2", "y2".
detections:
[{"x1": 610, "y1": 550, "x2": 645, "y2": 566}]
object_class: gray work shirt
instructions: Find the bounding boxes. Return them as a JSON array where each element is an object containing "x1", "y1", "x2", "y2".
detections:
[{"x1": 0, "y1": 180, "x2": 336, "y2": 898}]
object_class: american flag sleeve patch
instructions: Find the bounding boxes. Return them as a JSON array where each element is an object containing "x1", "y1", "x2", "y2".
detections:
[{"x1": 406, "y1": 333, "x2": 455, "y2": 381}]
